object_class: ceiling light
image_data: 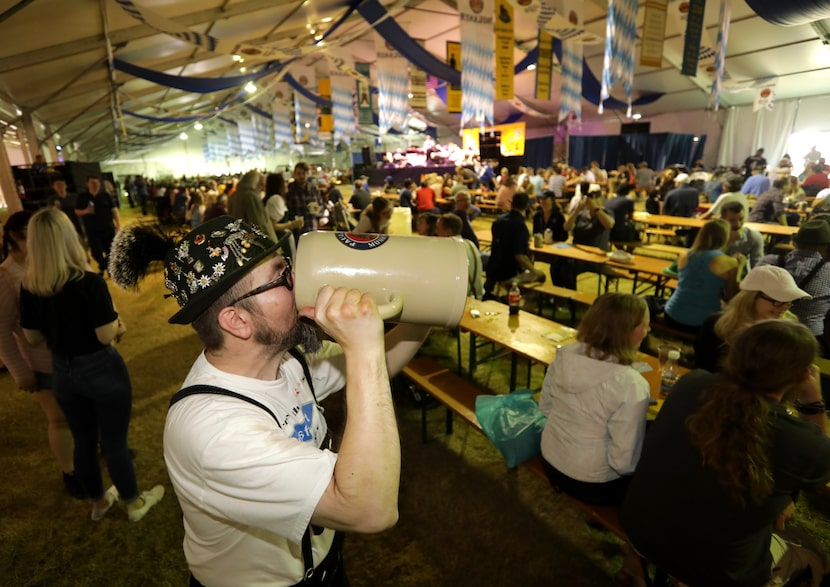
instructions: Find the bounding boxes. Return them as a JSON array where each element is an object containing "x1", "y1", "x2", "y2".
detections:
[
  {"x1": 408, "y1": 93, "x2": 413, "y2": 98},
  {"x1": 693, "y1": 136, "x2": 700, "y2": 142},
  {"x1": 304, "y1": 123, "x2": 310, "y2": 128},
  {"x1": 244, "y1": 82, "x2": 257, "y2": 93},
  {"x1": 15, "y1": 108, "x2": 22, "y2": 115},
  {"x1": 314, "y1": 34, "x2": 323, "y2": 41},
  {"x1": 310, "y1": 29, "x2": 316, "y2": 34},
  {"x1": 194, "y1": 122, "x2": 203, "y2": 130},
  {"x1": 322, "y1": 17, "x2": 333, "y2": 23},
  {"x1": 632, "y1": 113, "x2": 642, "y2": 120},
  {"x1": 527, "y1": 64, "x2": 536, "y2": 71},
  {"x1": 179, "y1": 132, "x2": 188, "y2": 140},
  {"x1": 56, "y1": 145, "x2": 62, "y2": 151},
  {"x1": 232, "y1": 54, "x2": 244, "y2": 62},
  {"x1": 240, "y1": 67, "x2": 247, "y2": 72}
]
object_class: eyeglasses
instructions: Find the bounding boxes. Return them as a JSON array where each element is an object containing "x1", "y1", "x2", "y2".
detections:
[
  {"x1": 229, "y1": 259, "x2": 293, "y2": 306},
  {"x1": 756, "y1": 292, "x2": 792, "y2": 308}
]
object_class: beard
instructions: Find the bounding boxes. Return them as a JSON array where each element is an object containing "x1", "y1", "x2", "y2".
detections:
[{"x1": 252, "y1": 310, "x2": 323, "y2": 354}]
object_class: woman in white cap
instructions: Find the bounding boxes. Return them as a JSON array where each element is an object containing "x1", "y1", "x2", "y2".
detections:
[{"x1": 695, "y1": 265, "x2": 810, "y2": 372}]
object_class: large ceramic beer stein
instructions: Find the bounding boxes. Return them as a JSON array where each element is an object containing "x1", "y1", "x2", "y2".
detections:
[{"x1": 294, "y1": 231, "x2": 468, "y2": 326}]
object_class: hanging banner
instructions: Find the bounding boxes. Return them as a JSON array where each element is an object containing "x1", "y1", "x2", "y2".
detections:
[
  {"x1": 681, "y1": 0, "x2": 707, "y2": 76},
  {"x1": 506, "y1": 0, "x2": 601, "y2": 44},
  {"x1": 226, "y1": 123, "x2": 241, "y2": 157},
  {"x1": 318, "y1": 78, "x2": 334, "y2": 133},
  {"x1": 251, "y1": 113, "x2": 271, "y2": 151},
  {"x1": 410, "y1": 65, "x2": 427, "y2": 108},
  {"x1": 600, "y1": 0, "x2": 639, "y2": 114},
  {"x1": 640, "y1": 0, "x2": 668, "y2": 67},
  {"x1": 459, "y1": 0, "x2": 495, "y2": 127},
  {"x1": 291, "y1": 68, "x2": 317, "y2": 145},
  {"x1": 559, "y1": 40, "x2": 583, "y2": 124},
  {"x1": 494, "y1": 0, "x2": 513, "y2": 101},
  {"x1": 375, "y1": 35, "x2": 410, "y2": 134},
  {"x1": 535, "y1": 31, "x2": 553, "y2": 100},
  {"x1": 708, "y1": 0, "x2": 730, "y2": 110},
  {"x1": 753, "y1": 83, "x2": 776, "y2": 112},
  {"x1": 272, "y1": 100, "x2": 293, "y2": 149},
  {"x1": 237, "y1": 118, "x2": 255, "y2": 155},
  {"x1": 446, "y1": 41, "x2": 462, "y2": 114},
  {"x1": 330, "y1": 63, "x2": 356, "y2": 146},
  {"x1": 355, "y1": 62, "x2": 374, "y2": 126}
]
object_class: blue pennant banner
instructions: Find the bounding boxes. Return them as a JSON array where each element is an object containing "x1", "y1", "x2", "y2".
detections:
[
  {"x1": 459, "y1": 0, "x2": 495, "y2": 128},
  {"x1": 708, "y1": 0, "x2": 730, "y2": 110},
  {"x1": 600, "y1": 0, "x2": 639, "y2": 114},
  {"x1": 375, "y1": 35, "x2": 410, "y2": 134},
  {"x1": 559, "y1": 40, "x2": 583, "y2": 123}
]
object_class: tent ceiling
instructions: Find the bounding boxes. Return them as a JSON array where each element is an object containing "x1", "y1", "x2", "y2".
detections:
[{"x1": 0, "y1": 0, "x2": 828, "y2": 161}]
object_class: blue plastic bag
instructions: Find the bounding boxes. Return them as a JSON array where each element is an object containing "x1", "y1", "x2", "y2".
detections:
[{"x1": 475, "y1": 389, "x2": 547, "y2": 468}]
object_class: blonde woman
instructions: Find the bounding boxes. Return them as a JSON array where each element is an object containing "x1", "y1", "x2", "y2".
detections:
[
  {"x1": 19, "y1": 208, "x2": 163, "y2": 522},
  {"x1": 664, "y1": 219, "x2": 744, "y2": 334},
  {"x1": 354, "y1": 197, "x2": 393, "y2": 234},
  {"x1": 695, "y1": 265, "x2": 808, "y2": 372},
  {"x1": 540, "y1": 293, "x2": 651, "y2": 505},
  {"x1": 0, "y1": 211, "x2": 79, "y2": 497}
]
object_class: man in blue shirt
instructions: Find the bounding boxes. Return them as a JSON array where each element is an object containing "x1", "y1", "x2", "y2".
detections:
[{"x1": 741, "y1": 164, "x2": 771, "y2": 196}]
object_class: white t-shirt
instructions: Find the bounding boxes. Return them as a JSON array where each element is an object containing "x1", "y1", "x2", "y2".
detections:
[
  {"x1": 164, "y1": 342, "x2": 347, "y2": 586},
  {"x1": 265, "y1": 194, "x2": 288, "y2": 223}
]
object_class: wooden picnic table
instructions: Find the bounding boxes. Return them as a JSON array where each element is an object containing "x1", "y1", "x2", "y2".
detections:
[
  {"x1": 634, "y1": 212, "x2": 799, "y2": 237},
  {"x1": 457, "y1": 298, "x2": 680, "y2": 408}
]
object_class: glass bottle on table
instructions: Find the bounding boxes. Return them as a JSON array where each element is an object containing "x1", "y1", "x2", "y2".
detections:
[
  {"x1": 660, "y1": 350, "x2": 681, "y2": 394},
  {"x1": 508, "y1": 281, "x2": 520, "y2": 315}
]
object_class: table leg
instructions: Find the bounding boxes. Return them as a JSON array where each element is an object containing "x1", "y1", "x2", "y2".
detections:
[
  {"x1": 509, "y1": 353, "x2": 518, "y2": 391},
  {"x1": 468, "y1": 332, "x2": 477, "y2": 379}
]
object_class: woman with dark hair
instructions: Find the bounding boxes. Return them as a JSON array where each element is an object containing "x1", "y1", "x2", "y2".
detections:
[
  {"x1": 539, "y1": 293, "x2": 651, "y2": 505},
  {"x1": 354, "y1": 196, "x2": 393, "y2": 234},
  {"x1": 19, "y1": 208, "x2": 163, "y2": 522},
  {"x1": 623, "y1": 320, "x2": 830, "y2": 586},
  {"x1": 0, "y1": 211, "x2": 79, "y2": 497},
  {"x1": 664, "y1": 219, "x2": 744, "y2": 334}
]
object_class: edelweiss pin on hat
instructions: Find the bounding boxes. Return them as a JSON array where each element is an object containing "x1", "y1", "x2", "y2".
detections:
[{"x1": 109, "y1": 216, "x2": 279, "y2": 324}]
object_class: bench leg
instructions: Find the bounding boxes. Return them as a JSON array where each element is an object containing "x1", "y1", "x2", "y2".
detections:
[
  {"x1": 421, "y1": 401, "x2": 428, "y2": 443},
  {"x1": 445, "y1": 407, "x2": 453, "y2": 435}
]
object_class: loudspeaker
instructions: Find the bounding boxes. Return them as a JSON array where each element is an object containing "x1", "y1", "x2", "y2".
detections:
[
  {"x1": 621, "y1": 122, "x2": 650, "y2": 135},
  {"x1": 361, "y1": 146, "x2": 374, "y2": 165},
  {"x1": 480, "y1": 131, "x2": 502, "y2": 160}
]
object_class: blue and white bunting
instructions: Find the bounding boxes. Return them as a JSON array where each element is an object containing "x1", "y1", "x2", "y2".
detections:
[
  {"x1": 559, "y1": 40, "x2": 583, "y2": 124},
  {"x1": 600, "y1": 0, "x2": 639, "y2": 115},
  {"x1": 292, "y1": 67, "x2": 322, "y2": 146},
  {"x1": 708, "y1": 0, "x2": 730, "y2": 111},
  {"x1": 330, "y1": 63, "x2": 356, "y2": 147},
  {"x1": 374, "y1": 35, "x2": 409, "y2": 134},
  {"x1": 459, "y1": 0, "x2": 495, "y2": 128},
  {"x1": 226, "y1": 123, "x2": 241, "y2": 157}
]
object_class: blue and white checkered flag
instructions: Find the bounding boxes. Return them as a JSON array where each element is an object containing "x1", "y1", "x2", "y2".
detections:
[
  {"x1": 459, "y1": 0, "x2": 495, "y2": 128},
  {"x1": 375, "y1": 35, "x2": 409, "y2": 135},
  {"x1": 708, "y1": 0, "x2": 730, "y2": 111},
  {"x1": 559, "y1": 40, "x2": 583, "y2": 124},
  {"x1": 600, "y1": 0, "x2": 639, "y2": 115}
]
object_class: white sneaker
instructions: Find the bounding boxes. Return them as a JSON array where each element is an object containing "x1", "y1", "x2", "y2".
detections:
[
  {"x1": 91, "y1": 485, "x2": 119, "y2": 521},
  {"x1": 128, "y1": 485, "x2": 165, "y2": 522}
]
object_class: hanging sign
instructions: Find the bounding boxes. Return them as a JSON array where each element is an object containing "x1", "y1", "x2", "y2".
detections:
[
  {"x1": 494, "y1": 0, "x2": 514, "y2": 101},
  {"x1": 355, "y1": 62, "x2": 374, "y2": 126},
  {"x1": 640, "y1": 0, "x2": 668, "y2": 67},
  {"x1": 535, "y1": 31, "x2": 553, "y2": 100},
  {"x1": 446, "y1": 41, "x2": 462, "y2": 114},
  {"x1": 681, "y1": 0, "x2": 707, "y2": 76}
]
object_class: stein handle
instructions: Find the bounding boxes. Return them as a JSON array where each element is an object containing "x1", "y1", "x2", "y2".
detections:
[{"x1": 376, "y1": 292, "x2": 404, "y2": 320}]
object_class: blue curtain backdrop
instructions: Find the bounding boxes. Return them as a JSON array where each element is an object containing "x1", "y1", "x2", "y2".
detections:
[
  {"x1": 568, "y1": 133, "x2": 707, "y2": 170},
  {"x1": 524, "y1": 137, "x2": 554, "y2": 172}
]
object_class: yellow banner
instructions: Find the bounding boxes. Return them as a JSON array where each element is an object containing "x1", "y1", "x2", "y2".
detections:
[
  {"x1": 446, "y1": 41, "x2": 462, "y2": 114},
  {"x1": 494, "y1": 0, "x2": 514, "y2": 101},
  {"x1": 535, "y1": 31, "x2": 553, "y2": 100},
  {"x1": 640, "y1": 0, "x2": 668, "y2": 67},
  {"x1": 461, "y1": 122, "x2": 526, "y2": 156},
  {"x1": 318, "y1": 78, "x2": 333, "y2": 133}
]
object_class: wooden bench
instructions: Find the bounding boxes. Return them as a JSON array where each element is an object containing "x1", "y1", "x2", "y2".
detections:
[
  {"x1": 402, "y1": 355, "x2": 485, "y2": 442},
  {"x1": 644, "y1": 228, "x2": 677, "y2": 243},
  {"x1": 518, "y1": 282, "x2": 598, "y2": 322},
  {"x1": 401, "y1": 356, "x2": 638, "y2": 547},
  {"x1": 649, "y1": 315, "x2": 696, "y2": 343},
  {"x1": 639, "y1": 243, "x2": 686, "y2": 257}
]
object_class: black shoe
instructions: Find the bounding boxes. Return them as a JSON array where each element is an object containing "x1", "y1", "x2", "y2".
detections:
[{"x1": 63, "y1": 472, "x2": 87, "y2": 500}]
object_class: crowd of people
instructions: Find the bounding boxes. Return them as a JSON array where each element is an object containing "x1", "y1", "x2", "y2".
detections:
[{"x1": 3, "y1": 148, "x2": 830, "y2": 586}]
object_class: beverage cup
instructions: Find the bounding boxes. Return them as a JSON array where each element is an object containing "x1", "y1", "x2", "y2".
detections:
[
  {"x1": 294, "y1": 231, "x2": 469, "y2": 326},
  {"x1": 533, "y1": 233, "x2": 543, "y2": 248},
  {"x1": 657, "y1": 343, "x2": 681, "y2": 371}
]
